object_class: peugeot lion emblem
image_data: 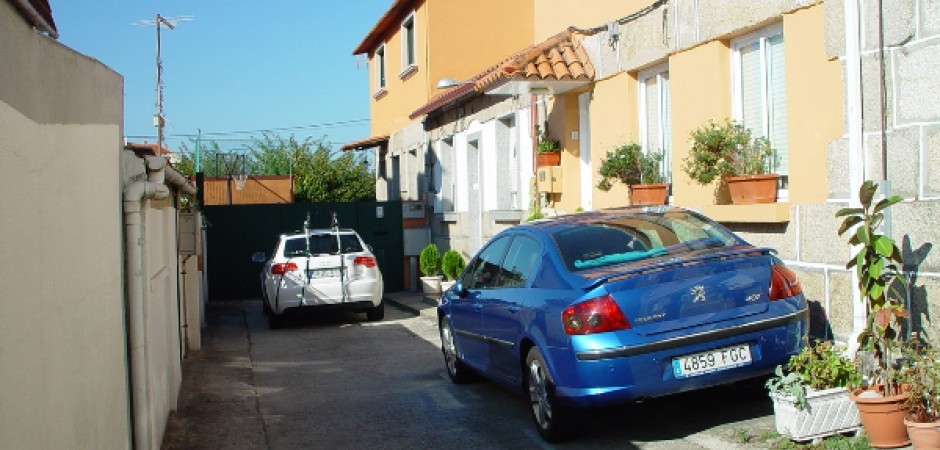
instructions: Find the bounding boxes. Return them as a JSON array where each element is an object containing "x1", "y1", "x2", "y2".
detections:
[{"x1": 691, "y1": 285, "x2": 706, "y2": 303}]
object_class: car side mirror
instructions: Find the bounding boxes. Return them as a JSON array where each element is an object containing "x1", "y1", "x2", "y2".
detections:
[
  {"x1": 454, "y1": 281, "x2": 468, "y2": 298},
  {"x1": 251, "y1": 252, "x2": 266, "y2": 263}
]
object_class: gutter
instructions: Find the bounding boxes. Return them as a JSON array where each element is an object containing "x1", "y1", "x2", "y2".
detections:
[{"x1": 123, "y1": 156, "x2": 193, "y2": 449}]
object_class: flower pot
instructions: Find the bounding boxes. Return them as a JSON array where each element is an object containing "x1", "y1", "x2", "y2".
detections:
[
  {"x1": 629, "y1": 183, "x2": 668, "y2": 206},
  {"x1": 727, "y1": 174, "x2": 779, "y2": 204},
  {"x1": 537, "y1": 152, "x2": 560, "y2": 167},
  {"x1": 850, "y1": 386, "x2": 911, "y2": 448},
  {"x1": 770, "y1": 387, "x2": 861, "y2": 442},
  {"x1": 420, "y1": 276, "x2": 442, "y2": 294},
  {"x1": 904, "y1": 416, "x2": 940, "y2": 449},
  {"x1": 441, "y1": 280, "x2": 456, "y2": 292}
]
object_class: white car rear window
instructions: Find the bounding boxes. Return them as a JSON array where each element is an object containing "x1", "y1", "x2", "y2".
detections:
[{"x1": 283, "y1": 234, "x2": 363, "y2": 257}]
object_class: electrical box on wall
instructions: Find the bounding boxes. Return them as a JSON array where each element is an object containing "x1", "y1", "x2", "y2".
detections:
[
  {"x1": 536, "y1": 166, "x2": 563, "y2": 193},
  {"x1": 402, "y1": 201, "x2": 426, "y2": 219},
  {"x1": 179, "y1": 212, "x2": 198, "y2": 256}
]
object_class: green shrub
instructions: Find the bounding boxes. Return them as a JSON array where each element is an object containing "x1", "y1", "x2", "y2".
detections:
[
  {"x1": 441, "y1": 250, "x2": 466, "y2": 281},
  {"x1": 419, "y1": 243, "x2": 441, "y2": 277}
]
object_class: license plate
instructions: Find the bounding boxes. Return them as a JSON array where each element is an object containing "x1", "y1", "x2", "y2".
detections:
[
  {"x1": 672, "y1": 344, "x2": 752, "y2": 378},
  {"x1": 307, "y1": 269, "x2": 340, "y2": 278}
]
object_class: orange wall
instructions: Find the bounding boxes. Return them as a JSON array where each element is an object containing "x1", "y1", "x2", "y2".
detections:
[
  {"x1": 587, "y1": 72, "x2": 639, "y2": 209},
  {"x1": 366, "y1": 0, "x2": 534, "y2": 137},
  {"x1": 783, "y1": 5, "x2": 843, "y2": 203},
  {"x1": 668, "y1": 40, "x2": 733, "y2": 206}
]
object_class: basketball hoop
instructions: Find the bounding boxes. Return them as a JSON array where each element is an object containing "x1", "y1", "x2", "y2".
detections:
[{"x1": 234, "y1": 174, "x2": 248, "y2": 191}]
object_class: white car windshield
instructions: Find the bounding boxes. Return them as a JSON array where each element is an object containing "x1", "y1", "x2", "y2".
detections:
[{"x1": 283, "y1": 234, "x2": 363, "y2": 257}]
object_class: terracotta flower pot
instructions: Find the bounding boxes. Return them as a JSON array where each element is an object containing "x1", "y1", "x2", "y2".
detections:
[
  {"x1": 537, "y1": 152, "x2": 560, "y2": 167},
  {"x1": 726, "y1": 174, "x2": 779, "y2": 204},
  {"x1": 850, "y1": 387, "x2": 911, "y2": 448},
  {"x1": 905, "y1": 416, "x2": 940, "y2": 449},
  {"x1": 629, "y1": 183, "x2": 668, "y2": 206}
]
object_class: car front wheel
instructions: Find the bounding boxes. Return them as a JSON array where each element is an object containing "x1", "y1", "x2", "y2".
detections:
[
  {"x1": 440, "y1": 318, "x2": 473, "y2": 383},
  {"x1": 525, "y1": 346, "x2": 573, "y2": 442}
]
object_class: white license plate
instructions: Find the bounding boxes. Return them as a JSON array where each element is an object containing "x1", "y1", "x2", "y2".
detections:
[
  {"x1": 307, "y1": 269, "x2": 340, "y2": 278},
  {"x1": 672, "y1": 344, "x2": 752, "y2": 378}
]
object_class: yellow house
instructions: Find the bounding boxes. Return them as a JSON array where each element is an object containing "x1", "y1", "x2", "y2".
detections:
[
  {"x1": 356, "y1": 0, "x2": 940, "y2": 346},
  {"x1": 344, "y1": 0, "x2": 535, "y2": 289}
]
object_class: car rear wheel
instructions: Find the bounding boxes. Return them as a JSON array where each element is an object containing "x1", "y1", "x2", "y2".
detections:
[
  {"x1": 526, "y1": 346, "x2": 573, "y2": 442},
  {"x1": 366, "y1": 300, "x2": 385, "y2": 321},
  {"x1": 440, "y1": 318, "x2": 473, "y2": 383},
  {"x1": 268, "y1": 312, "x2": 284, "y2": 329}
]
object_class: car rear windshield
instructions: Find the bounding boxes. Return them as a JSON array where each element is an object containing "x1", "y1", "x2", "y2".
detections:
[
  {"x1": 282, "y1": 234, "x2": 363, "y2": 257},
  {"x1": 552, "y1": 211, "x2": 739, "y2": 271}
]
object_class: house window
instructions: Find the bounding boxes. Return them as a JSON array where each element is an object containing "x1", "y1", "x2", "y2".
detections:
[
  {"x1": 401, "y1": 13, "x2": 416, "y2": 73},
  {"x1": 638, "y1": 64, "x2": 671, "y2": 185},
  {"x1": 732, "y1": 25, "x2": 787, "y2": 189},
  {"x1": 375, "y1": 44, "x2": 387, "y2": 92}
]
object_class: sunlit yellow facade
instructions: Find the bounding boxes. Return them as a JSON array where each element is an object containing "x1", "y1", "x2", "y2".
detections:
[{"x1": 359, "y1": 0, "x2": 535, "y2": 138}]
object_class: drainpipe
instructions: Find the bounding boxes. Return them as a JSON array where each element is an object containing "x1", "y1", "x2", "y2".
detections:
[
  {"x1": 844, "y1": 0, "x2": 865, "y2": 352},
  {"x1": 124, "y1": 156, "x2": 170, "y2": 450}
]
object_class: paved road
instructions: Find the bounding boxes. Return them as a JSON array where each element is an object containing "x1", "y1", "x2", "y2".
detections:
[{"x1": 162, "y1": 300, "x2": 785, "y2": 449}]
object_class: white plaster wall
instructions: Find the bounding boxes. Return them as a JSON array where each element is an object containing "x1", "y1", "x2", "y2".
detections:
[
  {"x1": 481, "y1": 120, "x2": 498, "y2": 211},
  {"x1": 0, "y1": 3, "x2": 130, "y2": 448}
]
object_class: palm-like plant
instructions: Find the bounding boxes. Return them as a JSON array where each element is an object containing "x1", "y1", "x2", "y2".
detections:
[{"x1": 835, "y1": 180, "x2": 907, "y2": 392}]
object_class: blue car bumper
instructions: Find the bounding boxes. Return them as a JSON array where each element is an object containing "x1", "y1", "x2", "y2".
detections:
[{"x1": 548, "y1": 306, "x2": 808, "y2": 408}]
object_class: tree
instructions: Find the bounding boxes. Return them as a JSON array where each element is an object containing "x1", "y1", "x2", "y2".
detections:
[
  {"x1": 246, "y1": 133, "x2": 374, "y2": 202},
  {"x1": 171, "y1": 132, "x2": 375, "y2": 202}
]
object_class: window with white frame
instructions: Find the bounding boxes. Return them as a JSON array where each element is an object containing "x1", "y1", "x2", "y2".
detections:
[
  {"x1": 638, "y1": 64, "x2": 671, "y2": 185},
  {"x1": 732, "y1": 25, "x2": 788, "y2": 189},
  {"x1": 375, "y1": 44, "x2": 387, "y2": 92},
  {"x1": 401, "y1": 13, "x2": 416, "y2": 73}
]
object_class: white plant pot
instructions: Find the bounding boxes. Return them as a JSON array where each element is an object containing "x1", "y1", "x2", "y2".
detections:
[
  {"x1": 770, "y1": 387, "x2": 861, "y2": 442},
  {"x1": 440, "y1": 280, "x2": 456, "y2": 292},
  {"x1": 420, "y1": 276, "x2": 442, "y2": 294}
]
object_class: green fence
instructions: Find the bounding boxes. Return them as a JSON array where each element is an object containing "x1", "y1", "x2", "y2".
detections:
[{"x1": 204, "y1": 201, "x2": 404, "y2": 300}]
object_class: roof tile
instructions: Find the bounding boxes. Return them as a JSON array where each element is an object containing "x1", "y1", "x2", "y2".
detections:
[{"x1": 410, "y1": 29, "x2": 594, "y2": 119}]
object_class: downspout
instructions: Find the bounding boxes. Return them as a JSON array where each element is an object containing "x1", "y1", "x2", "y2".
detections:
[
  {"x1": 125, "y1": 156, "x2": 170, "y2": 450},
  {"x1": 844, "y1": 0, "x2": 866, "y2": 351}
]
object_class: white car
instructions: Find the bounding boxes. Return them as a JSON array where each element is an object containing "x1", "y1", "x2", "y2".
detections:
[{"x1": 252, "y1": 228, "x2": 384, "y2": 328}]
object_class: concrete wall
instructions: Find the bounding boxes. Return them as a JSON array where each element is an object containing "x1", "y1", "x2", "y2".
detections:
[{"x1": 0, "y1": 2, "x2": 130, "y2": 448}]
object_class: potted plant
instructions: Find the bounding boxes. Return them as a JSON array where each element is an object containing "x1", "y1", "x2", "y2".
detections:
[
  {"x1": 441, "y1": 250, "x2": 465, "y2": 292},
  {"x1": 836, "y1": 180, "x2": 911, "y2": 448},
  {"x1": 901, "y1": 337, "x2": 940, "y2": 448},
  {"x1": 596, "y1": 143, "x2": 668, "y2": 206},
  {"x1": 535, "y1": 124, "x2": 561, "y2": 167},
  {"x1": 419, "y1": 243, "x2": 442, "y2": 294},
  {"x1": 682, "y1": 118, "x2": 778, "y2": 204},
  {"x1": 765, "y1": 341, "x2": 862, "y2": 442}
]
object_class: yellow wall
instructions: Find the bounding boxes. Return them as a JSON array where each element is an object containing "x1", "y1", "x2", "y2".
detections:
[
  {"x1": 669, "y1": 40, "x2": 733, "y2": 206},
  {"x1": 534, "y1": 0, "x2": 649, "y2": 41},
  {"x1": 586, "y1": 72, "x2": 640, "y2": 209},
  {"x1": 367, "y1": 0, "x2": 534, "y2": 137},
  {"x1": 783, "y1": 5, "x2": 842, "y2": 203}
]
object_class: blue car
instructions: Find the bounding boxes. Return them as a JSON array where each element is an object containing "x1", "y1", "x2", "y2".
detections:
[{"x1": 437, "y1": 207, "x2": 808, "y2": 442}]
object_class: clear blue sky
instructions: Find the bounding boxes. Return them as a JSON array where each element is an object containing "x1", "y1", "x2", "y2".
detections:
[{"x1": 53, "y1": 1, "x2": 391, "y2": 155}]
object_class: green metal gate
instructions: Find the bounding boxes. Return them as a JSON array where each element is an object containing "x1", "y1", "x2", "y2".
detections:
[{"x1": 204, "y1": 201, "x2": 404, "y2": 300}]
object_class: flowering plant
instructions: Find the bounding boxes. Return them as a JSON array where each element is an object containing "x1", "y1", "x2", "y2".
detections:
[
  {"x1": 535, "y1": 124, "x2": 560, "y2": 153},
  {"x1": 682, "y1": 119, "x2": 775, "y2": 185},
  {"x1": 596, "y1": 143, "x2": 663, "y2": 191}
]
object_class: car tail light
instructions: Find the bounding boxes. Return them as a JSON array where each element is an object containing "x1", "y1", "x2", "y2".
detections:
[
  {"x1": 769, "y1": 264, "x2": 803, "y2": 300},
  {"x1": 271, "y1": 262, "x2": 298, "y2": 275},
  {"x1": 353, "y1": 256, "x2": 376, "y2": 268},
  {"x1": 562, "y1": 294, "x2": 631, "y2": 335}
]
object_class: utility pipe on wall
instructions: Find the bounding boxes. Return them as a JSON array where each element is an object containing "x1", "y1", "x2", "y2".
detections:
[{"x1": 124, "y1": 156, "x2": 169, "y2": 450}]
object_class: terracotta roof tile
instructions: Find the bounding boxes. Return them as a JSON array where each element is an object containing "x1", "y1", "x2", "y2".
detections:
[
  {"x1": 340, "y1": 134, "x2": 389, "y2": 151},
  {"x1": 410, "y1": 29, "x2": 594, "y2": 119}
]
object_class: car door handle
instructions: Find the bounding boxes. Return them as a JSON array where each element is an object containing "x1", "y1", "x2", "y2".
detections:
[
  {"x1": 473, "y1": 302, "x2": 483, "y2": 311},
  {"x1": 508, "y1": 305, "x2": 520, "y2": 313}
]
